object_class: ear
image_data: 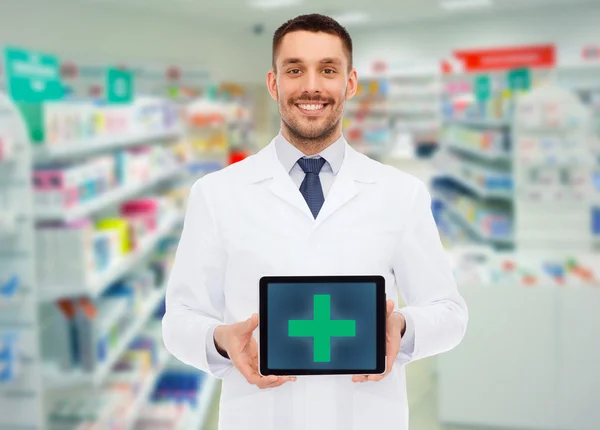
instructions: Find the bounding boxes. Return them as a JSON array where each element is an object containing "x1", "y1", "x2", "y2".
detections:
[
  {"x1": 345, "y1": 68, "x2": 358, "y2": 101},
  {"x1": 267, "y1": 69, "x2": 278, "y2": 101}
]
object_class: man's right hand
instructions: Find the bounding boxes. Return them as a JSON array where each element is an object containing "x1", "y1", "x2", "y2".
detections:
[{"x1": 214, "y1": 313, "x2": 296, "y2": 389}]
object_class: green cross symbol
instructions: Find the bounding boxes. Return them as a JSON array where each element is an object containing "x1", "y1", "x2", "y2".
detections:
[{"x1": 288, "y1": 294, "x2": 356, "y2": 363}]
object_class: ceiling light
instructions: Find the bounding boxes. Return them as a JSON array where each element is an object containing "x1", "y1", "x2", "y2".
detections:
[
  {"x1": 332, "y1": 12, "x2": 370, "y2": 25},
  {"x1": 440, "y1": 0, "x2": 493, "y2": 11},
  {"x1": 248, "y1": 0, "x2": 303, "y2": 9}
]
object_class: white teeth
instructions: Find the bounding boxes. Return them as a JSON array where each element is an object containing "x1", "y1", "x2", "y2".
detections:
[{"x1": 298, "y1": 104, "x2": 325, "y2": 111}]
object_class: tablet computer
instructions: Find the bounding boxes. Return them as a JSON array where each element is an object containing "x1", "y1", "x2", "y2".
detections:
[{"x1": 258, "y1": 275, "x2": 386, "y2": 376}]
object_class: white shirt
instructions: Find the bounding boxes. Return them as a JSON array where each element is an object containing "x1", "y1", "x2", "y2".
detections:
[
  {"x1": 204, "y1": 132, "x2": 415, "y2": 367},
  {"x1": 274, "y1": 131, "x2": 345, "y2": 198}
]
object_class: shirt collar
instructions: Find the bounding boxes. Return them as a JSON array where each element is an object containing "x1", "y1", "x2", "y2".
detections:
[{"x1": 274, "y1": 131, "x2": 346, "y2": 175}]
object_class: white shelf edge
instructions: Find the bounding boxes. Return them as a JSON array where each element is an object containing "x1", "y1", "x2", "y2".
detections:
[
  {"x1": 443, "y1": 171, "x2": 513, "y2": 200},
  {"x1": 444, "y1": 118, "x2": 511, "y2": 128},
  {"x1": 33, "y1": 128, "x2": 183, "y2": 163},
  {"x1": 444, "y1": 141, "x2": 512, "y2": 162},
  {"x1": 39, "y1": 212, "x2": 182, "y2": 301},
  {"x1": 43, "y1": 285, "x2": 168, "y2": 390},
  {"x1": 34, "y1": 166, "x2": 183, "y2": 222}
]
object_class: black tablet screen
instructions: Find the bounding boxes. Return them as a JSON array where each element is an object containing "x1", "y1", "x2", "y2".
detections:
[{"x1": 266, "y1": 281, "x2": 378, "y2": 371}]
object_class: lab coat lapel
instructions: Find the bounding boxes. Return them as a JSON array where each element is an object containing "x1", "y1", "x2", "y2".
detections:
[
  {"x1": 249, "y1": 141, "x2": 315, "y2": 221},
  {"x1": 313, "y1": 143, "x2": 379, "y2": 229},
  {"x1": 268, "y1": 170, "x2": 315, "y2": 220}
]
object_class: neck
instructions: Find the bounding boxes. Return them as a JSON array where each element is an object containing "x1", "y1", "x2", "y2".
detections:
[{"x1": 281, "y1": 122, "x2": 342, "y2": 156}]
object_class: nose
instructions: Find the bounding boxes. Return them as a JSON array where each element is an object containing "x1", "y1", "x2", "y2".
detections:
[{"x1": 301, "y1": 69, "x2": 322, "y2": 94}]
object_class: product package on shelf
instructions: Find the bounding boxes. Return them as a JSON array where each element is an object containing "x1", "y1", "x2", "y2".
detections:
[
  {"x1": 184, "y1": 98, "x2": 229, "y2": 175},
  {"x1": 448, "y1": 246, "x2": 600, "y2": 288},
  {"x1": 40, "y1": 249, "x2": 173, "y2": 376},
  {"x1": 0, "y1": 131, "x2": 16, "y2": 161},
  {"x1": 32, "y1": 143, "x2": 181, "y2": 216},
  {"x1": 0, "y1": 330, "x2": 20, "y2": 383},
  {"x1": 36, "y1": 196, "x2": 175, "y2": 296},
  {"x1": 135, "y1": 370, "x2": 212, "y2": 430},
  {"x1": 0, "y1": 274, "x2": 21, "y2": 303}
]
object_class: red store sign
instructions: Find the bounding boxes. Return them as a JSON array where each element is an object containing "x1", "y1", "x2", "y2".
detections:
[{"x1": 453, "y1": 44, "x2": 556, "y2": 72}]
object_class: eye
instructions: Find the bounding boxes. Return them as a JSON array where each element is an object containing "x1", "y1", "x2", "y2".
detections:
[
  {"x1": 288, "y1": 69, "x2": 302, "y2": 75},
  {"x1": 322, "y1": 68, "x2": 336, "y2": 74}
]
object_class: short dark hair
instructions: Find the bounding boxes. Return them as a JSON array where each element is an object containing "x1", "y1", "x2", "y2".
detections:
[{"x1": 272, "y1": 14, "x2": 353, "y2": 71}]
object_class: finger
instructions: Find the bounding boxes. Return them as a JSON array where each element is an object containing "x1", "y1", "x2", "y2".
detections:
[
  {"x1": 352, "y1": 375, "x2": 368, "y2": 383},
  {"x1": 261, "y1": 376, "x2": 296, "y2": 389},
  {"x1": 366, "y1": 374, "x2": 385, "y2": 382}
]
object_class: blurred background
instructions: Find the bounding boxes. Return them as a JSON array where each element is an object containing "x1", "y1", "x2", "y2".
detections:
[{"x1": 1, "y1": 0, "x2": 599, "y2": 429}]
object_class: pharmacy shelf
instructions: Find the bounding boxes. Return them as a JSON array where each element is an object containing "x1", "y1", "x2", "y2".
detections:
[
  {"x1": 444, "y1": 118, "x2": 510, "y2": 129},
  {"x1": 34, "y1": 165, "x2": 183, "y2": 223},
  {"x1": 38, "y1": 211, "x2": 182, "y2": 301},
  {"x1": 444, "y1": 141, "x2": 512, "y2": 162},
  {"x1": 440, "y1": 197, "x2": 514, "y2": 246},
  {"x1": 442, "y1": 171, "x2": 513, "y2": 201},
  {"x1": 43, "y1": 284, "x2": 168, "y2": 390},
  {"x1": 33, "y1": 128, "x2": 183, "y2": 163},
  {"x1": 180, "y1": 376, "x2": 220, "y2": 430},
  {"x1": 123, "y1": 349, "x2": 172, "y2": 430}
]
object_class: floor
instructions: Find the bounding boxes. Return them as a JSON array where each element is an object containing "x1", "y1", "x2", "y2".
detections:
[{"x1": 202, "y1": 357, "x2": 488, "y2": 430}]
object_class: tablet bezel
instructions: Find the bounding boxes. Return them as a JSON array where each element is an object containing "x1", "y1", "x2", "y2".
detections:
[{"x1": 258, "y1": 275, "x2": 386, "y2": 376}]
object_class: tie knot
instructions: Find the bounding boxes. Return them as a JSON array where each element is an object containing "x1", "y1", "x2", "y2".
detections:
[{"x1": 297, "y1": 157, "x2": 327, "y2": 174}]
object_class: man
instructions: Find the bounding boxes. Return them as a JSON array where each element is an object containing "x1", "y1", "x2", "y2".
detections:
[{"x1": 163, "y1": 13, "x2": 468, "y2": 430}]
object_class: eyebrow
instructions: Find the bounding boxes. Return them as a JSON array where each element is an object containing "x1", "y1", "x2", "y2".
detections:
[
  {"x1": 321, "y1": 58, "x2": 342, "y2": 66},
  {"x1": 281, "y1": 58, "x2": 343, "y2": 66}
]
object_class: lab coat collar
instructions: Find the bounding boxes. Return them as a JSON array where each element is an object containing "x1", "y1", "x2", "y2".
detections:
[
  {"x1": 247, "y1": 136, "x2": 382, "y2": 225},
  {"x1": 248, "y1": 136, "x2": 380, "y2": 184}
]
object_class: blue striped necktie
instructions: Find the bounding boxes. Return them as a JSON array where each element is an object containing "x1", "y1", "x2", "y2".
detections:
[{"x1": 297, "y1": 157, "x2": 327, "y2": 219}]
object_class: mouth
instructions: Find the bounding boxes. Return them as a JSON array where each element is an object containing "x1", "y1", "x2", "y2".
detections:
[{"x1": 295, "y1": 102, "x2": 329, "y2": 116}]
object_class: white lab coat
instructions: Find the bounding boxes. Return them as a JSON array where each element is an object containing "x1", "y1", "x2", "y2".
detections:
[{"x1": 162, "y1": 138, "x2": 468, "y2": 430}]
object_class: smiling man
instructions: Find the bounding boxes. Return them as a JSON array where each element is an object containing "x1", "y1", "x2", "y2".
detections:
[{"x1": 163, "y1": 13, "x2": 468, "y2": 430}]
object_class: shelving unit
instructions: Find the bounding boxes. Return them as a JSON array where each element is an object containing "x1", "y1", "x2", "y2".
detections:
[
  {"x1": 0, "y1": 93, "x2": 45, "y2": 430},
  {"x1": 438, "y1": 81, "x2": 600, "y2": 430},
  {"x1": 433, "y1": 69, "x2": 516, "y2": 250},
  {"x1": 343, "y1": 71, "x2": 442, "y2": 160},
  {"x1": 0, "y1": 91, "x2": 223, "y2": 430},
  {"x1": 512, "y1": 83, "x2": 595, "y2": 250}
]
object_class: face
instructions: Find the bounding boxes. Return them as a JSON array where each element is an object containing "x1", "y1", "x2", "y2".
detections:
[{"x1": 267, "y1": 31, "x2": 358, "y2": 143}]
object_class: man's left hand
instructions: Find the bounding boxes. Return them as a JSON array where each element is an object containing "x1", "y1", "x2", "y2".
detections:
[{"x1": 352, "y1": 299, "x2": 405, "y2": 383}]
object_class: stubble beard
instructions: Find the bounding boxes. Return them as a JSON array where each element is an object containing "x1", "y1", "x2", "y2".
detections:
[{"x1": 278, "y1": 94, "x2": 345, "y2": 154}]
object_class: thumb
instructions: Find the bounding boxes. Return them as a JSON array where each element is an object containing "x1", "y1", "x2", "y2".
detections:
[
  {"x1": 386, "y1": 300, "x2": 395, "y2": 318},
  {"x1": 240, "y1": 313, "x2": 259, "y2": 333}
]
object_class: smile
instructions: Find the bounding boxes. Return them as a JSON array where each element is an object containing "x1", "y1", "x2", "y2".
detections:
[{"x1": 295, "y1": 103, "x2": 328, "y2": 115}]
